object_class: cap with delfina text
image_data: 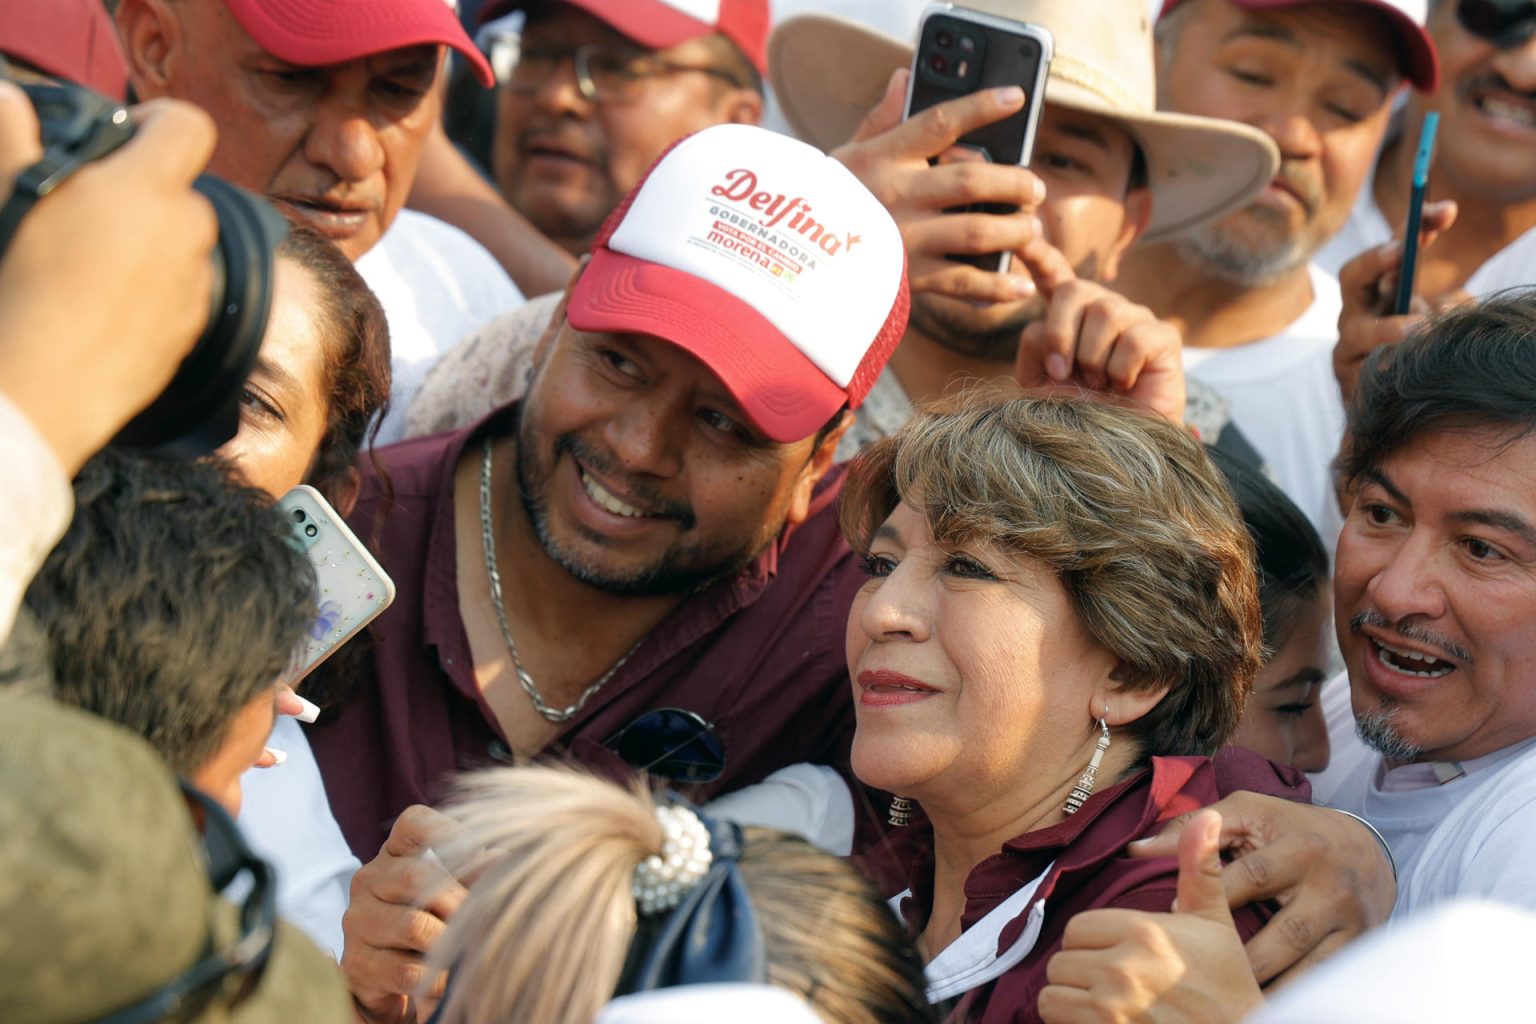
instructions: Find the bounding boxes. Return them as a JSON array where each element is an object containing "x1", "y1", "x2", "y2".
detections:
[
  {"x1": 221, "y1": 0, "x2": 496, "y2": 87},
  {"x1": 568, "y1": 123, "x2": 909, "y2": 445}
]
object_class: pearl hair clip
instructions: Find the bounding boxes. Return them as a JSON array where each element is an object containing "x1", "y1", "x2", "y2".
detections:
[{"x1": 633, "y1": 804, "x2": 714, "y2": 916}]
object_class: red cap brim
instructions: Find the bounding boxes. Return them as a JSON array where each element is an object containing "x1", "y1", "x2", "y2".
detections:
[
  {"x1": 224, "y1": 0, "x2": 495, "y2": 87},
  {"x1": 568, "y1": 249, "x2": 848, "y2": 444}
]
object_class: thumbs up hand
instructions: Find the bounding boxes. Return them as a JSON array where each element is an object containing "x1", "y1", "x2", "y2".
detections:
[{"x1": 1037, "y1": 810, "x2": 1265, "y2": 1024}]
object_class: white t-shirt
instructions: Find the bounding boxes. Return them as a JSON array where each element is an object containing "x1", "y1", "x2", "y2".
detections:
[
  {"x1": 1314, "y1": 675, "x2": 1536, "y2": 918},
  {"x1": 1182, "y1": 264, "x2": 1346, "y2": 545},
  {"x1": 355, "y1": 209, "x2": 525, "y2": 445},
  {"x1": 237, "y1": 716, "x2": 360, "y2": 958},
  {"x1": 1315, "y1": 157, "x2": 1536, "y2": 296},
  {"x1": 0, "y1": 391, "x2": 71, "y2": 646}
]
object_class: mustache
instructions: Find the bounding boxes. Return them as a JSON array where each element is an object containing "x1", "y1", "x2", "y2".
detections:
[
  {"x1": 558, "y1": 434, "x2": 696, "y2": 528},
  {"x1": 516, "y1": 121, "x2": 610, "y2": 170},
  {"x1": 1273, "y1": 159, "x2": 1324, "y2": 216},
  {"x1": 1350, "y1": 609, "x2": 1474, "y2": 664},
  {"x1": 1457, "y1": 70, "x2": 1536, "y2": 103}
]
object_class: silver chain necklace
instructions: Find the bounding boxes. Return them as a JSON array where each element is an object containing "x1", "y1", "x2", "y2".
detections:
[{"x1": 478, "y1": 437, "x2": 641, "y2": 723}]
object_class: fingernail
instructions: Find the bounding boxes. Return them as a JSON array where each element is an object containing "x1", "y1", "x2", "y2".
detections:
[
  {"x1": 1046, "y1": 354, "x2": 1070, "y2": 380},
  {"x1": 1383, "y1": 240, "x2": 1402, "y2": 256},
  {"x1": 293, "y1": 695, "x2": 321, "y2": 724},
  {"x1": 1014, "y1": 276, "x2": 1037, "y2": 298},
  {"x1": 1128, "y1": 837, "x2": 1152, "y2": 849},
  {"x1": 264, "y1": 746, "x2": 288, "y2": 766},
  {"x1": 1027, "y1": 215, "x2": 1044, "y2": 237},
  {"x1": 994, "y1": 85, "x2": 1025, "y2": 107}
]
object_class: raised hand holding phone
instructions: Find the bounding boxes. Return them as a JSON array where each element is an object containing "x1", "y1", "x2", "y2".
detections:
[{"x1": 903, "y1": 4, "x2": 1053, "y2": 273}]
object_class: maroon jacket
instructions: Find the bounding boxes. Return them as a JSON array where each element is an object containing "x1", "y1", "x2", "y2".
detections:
[
  {"x1": 856, "y1": 752, "x2": 1310, "y2": 1023},
  {"x1": 308, "y1": 405, "x2": 864, "y2": 859}
]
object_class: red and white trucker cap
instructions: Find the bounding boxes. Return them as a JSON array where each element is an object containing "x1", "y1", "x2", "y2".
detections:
[
  {"x1": 0, "y1": 0, "x2": 127, "y2": 99},
  {"x1": 482, "y1": 0, "x2": 770, "y2": 74},
  {"x1": 1159, "y1": 0, "x2": 1439, "y2": 92},
  {"x1": 221, "y1": 0, "x2": 495, "y2": 87},
  {"x1": 569, "y1": 123, "x2": 909, "y2": 444}
]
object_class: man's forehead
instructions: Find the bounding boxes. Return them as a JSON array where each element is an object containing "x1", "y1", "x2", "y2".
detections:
[{"x1": 1217, "y1": 4, "x2": 1401, "y2": 89}]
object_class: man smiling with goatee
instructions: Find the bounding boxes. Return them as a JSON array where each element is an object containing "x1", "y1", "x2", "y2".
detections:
[{"x1": 1313, "y1": 292, "x2": 1536, "y2": 918}]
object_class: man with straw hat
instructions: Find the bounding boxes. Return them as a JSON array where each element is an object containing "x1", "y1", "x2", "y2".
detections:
[{"x1": 769, "y1": 0, "x2": 1278, "y2": 455}]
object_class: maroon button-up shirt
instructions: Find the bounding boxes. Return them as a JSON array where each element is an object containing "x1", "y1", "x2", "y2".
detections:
[
  {"x1": 308, "y1": 405, "x2": 864, "y2": 859},
  {"x1": 855, "y1": 752, "x2": 1310, "y2": 1023}
]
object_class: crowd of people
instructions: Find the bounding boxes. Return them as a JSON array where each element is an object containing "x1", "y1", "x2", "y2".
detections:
[{"x1": 2, "y1": 0, "x2": 1535, "y2": 1020}]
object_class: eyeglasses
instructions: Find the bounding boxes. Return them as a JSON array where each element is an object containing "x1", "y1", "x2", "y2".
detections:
[
  {"x1": 503, "y1": 42, "x2": 744, "y2": 104},
  {"x1": 97, "y1": 783, "x2": 277, "y2": 1024},
  {"x1": 605, "y1": 707, "x2": 726, "y2": 784},
  {"x1": 1457, "y1": 0, "x2": 1536, "y2": 49}
]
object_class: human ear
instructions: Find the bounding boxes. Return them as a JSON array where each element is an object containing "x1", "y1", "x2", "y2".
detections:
[
  {"x1": 725, "y1": 89, "x2": 765, "y2": 127},
  {"x1": 783, "y1": 411, "x2": 851, "y2": 528},
  {"x1": 1095, "y1": 665, "x2": 1172, "y2": 728},
  {"x1": 1099, "y1": 186, "x2": 1153, "y2": 283},
  {"x1": 116, "y1": 0, "x2": 180, "y2": 99}
]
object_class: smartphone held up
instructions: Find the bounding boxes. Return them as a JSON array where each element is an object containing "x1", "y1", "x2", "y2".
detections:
[
  {"x1": 279, "y1": 485, "x2": 396, "y2": 686},
  {"x1": 903, "y1": 3, "x2": 1054, "y2": 273}
]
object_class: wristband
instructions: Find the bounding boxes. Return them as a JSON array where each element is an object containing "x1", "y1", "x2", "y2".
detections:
[{"x1": 1329, "y1": 806, "x2": 1398, "y2": 884}]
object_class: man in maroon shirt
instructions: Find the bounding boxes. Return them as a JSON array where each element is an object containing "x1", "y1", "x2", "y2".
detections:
[{"x1": 312, "y1": 121, "x2": 910, "y2": 1019}]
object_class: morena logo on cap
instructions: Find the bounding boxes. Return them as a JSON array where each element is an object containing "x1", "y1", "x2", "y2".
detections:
[{"x1": 569, "y1": 124, "x2": 908, "y2": 443}]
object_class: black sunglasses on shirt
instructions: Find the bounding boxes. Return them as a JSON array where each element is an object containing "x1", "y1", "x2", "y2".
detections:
[
  {"x1": 605, "y1": 707, "x2": 726, "y2": 785},
  {"x1": 1458, "y1": 0, "x2": 1536, "y2": 48},
  {"x1": 96, "y1": 783, "x2": 277, "y2": 1024}
]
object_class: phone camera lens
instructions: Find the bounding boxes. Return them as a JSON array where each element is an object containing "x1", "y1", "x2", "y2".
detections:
[
  {"x1": 935, "y1": 30, "x2": 953, "y2": 48},
  {"x1": 292, "y1": 509, "x2": 306, "y2": 522},
  {"x1": 959, "y1": 35, "x2": 977, "y2": 53},
  {"x1": 304, "y1": 524, "x2": 318, "y2": 538},
  {"x1": 930, "y1": 54, "x2": 949, "y2": 73}
]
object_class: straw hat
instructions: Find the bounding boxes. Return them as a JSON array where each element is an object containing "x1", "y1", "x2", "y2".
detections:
[{"x1": 769, "y1": 0, "x2": 1282, "y2": 244}]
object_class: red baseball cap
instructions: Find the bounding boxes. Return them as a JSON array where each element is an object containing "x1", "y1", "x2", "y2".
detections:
[
  {"x1": 1159, "y1": 0, "x2": 1439, "y2": 92},
  {"x1": 222, "y1": 0, "x2": 495, "y2": 87},
  {"x1": 482, "y1": 0, "x2": 769, "y2": 74},
  {"x1": 0, "y1": 0, "x2": 128, "y2": 99},
  {"x1": 569, "y1": 124, "x2": 909, "y2": 444}
]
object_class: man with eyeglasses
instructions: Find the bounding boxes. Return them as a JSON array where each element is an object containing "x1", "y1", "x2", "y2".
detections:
[
  {"x1": 484, "y1": 0, "x2": 767, "y2": 258},
  {"x1": 115, "y1": 0, "x2": 527, "y2": 445},
  {"x1": 1322, "y1": 0, "x2": 1536, "y2": 400}
]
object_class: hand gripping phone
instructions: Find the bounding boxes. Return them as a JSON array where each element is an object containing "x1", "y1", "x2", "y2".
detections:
[
  {"x1": 278, "y1": 485, "x2": 396, "y2": 685},
  {"x1": 1393, "y1": 111, "x2": 1441, "y2": 316},
  {"x1": 903, "y1": 3, "x2": 1054, "y2": 273}
]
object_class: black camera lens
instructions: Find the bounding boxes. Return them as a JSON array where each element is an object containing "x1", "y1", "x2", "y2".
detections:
[
  {"x1": 304, "y1": 524, "x2": 319, "y2": 538},
  {"x1": 292, "y1": 509, "x2": 307, "y2": 522},
  {"x1": 936, "y1": 30, "x2": 953, "y2": 48},
  {"x1": 959, "y1": 35, "x2": 977, "y2": 53},
  {"x1": 930, "y1": 54, "x2": 949, "y2": 73},
  {"x1": 114, "y1": 175, "x2": 288, "y2": 456},
  {"x1": 6, "y1": 76, "x2": 289, "y2": 459}
]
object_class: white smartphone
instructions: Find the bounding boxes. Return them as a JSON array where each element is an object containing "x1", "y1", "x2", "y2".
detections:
[{"x1": 278, "y1": 484, "x2": 396, "y2": 685}]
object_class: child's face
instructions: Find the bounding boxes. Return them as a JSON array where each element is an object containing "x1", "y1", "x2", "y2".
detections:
[{"x1": 190, "y1": 686, "x2": 280, "y2": 816}]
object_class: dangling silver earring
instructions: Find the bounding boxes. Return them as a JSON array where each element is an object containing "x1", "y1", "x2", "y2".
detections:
[
  {"x1": 888, "y1": 795, "x2": 914, "y2": 827},
  {"x1": 1064, "y1": 709, "x2": 1112, "y2": 816}
]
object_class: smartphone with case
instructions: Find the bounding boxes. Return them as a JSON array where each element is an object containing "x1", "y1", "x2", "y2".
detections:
[
  {"x1": 903, "y1": 3, "x2": 1054, "y2": 274},
  {"x1": 278, "y1": 484, "x2": 396, "y2": 685}
]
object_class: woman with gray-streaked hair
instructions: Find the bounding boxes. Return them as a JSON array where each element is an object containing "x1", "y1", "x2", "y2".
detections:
[{"x1": 828, "y1": 388, "x2": 1284, "y2": 1022}]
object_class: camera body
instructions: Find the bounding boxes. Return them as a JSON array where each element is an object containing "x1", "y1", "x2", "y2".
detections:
[{"x1": 3, "y1": 74, "x2": 289, "y2": 456}]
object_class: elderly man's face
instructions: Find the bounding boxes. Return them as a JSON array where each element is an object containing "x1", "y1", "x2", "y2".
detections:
[
  {"x1": 122, "y1": 0, "x2": 439, "y2": 260},
  {"x1": 1158, "y1": 0, "x2": 1399, "y2": 284},
  {"x1": 1334, "y1": 427, "x2": 1536, "y2": 764},
  {"x1": 492, "y1": 5, "x2": 760, "y2": 257},
  {"x1": 1422, "y1": 0, "x2": 1536, "y2": 204}
]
